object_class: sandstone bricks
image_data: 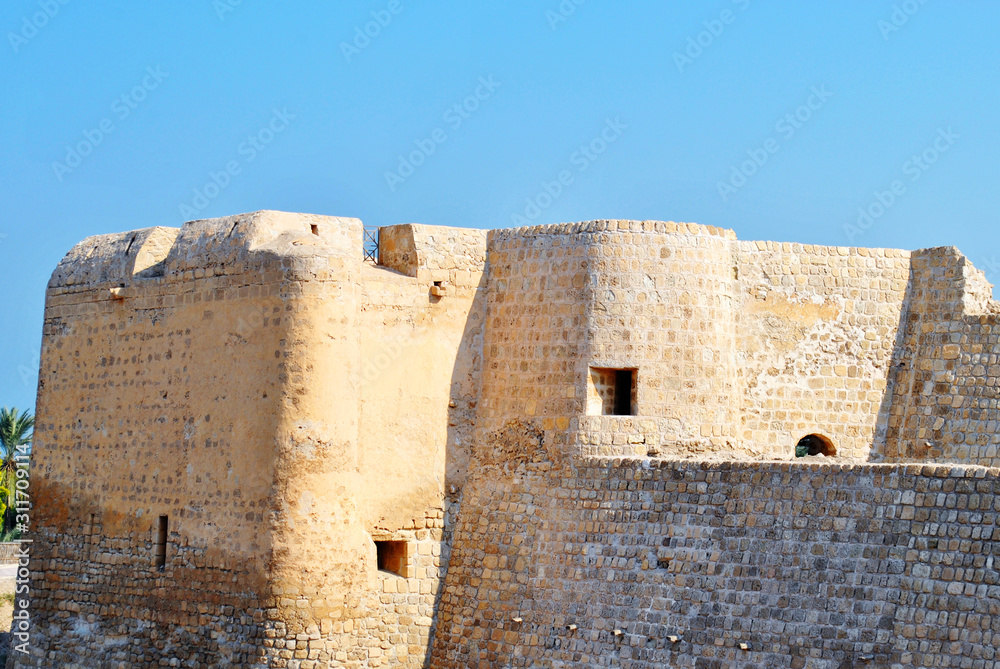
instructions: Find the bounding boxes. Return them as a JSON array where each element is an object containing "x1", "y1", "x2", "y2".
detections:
[{"x1": 17, "y1": 211, "x2": 1000, "y2": 668}]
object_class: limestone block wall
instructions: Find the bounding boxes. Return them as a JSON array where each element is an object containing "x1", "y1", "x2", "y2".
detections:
[
  {"x1": 18, "y1": 212, "x2": 488, "y2": 669},
  {"x1": 481, "y1": 221, "x2": 741, "y2": 461},
  {"x1": 481, "y1": 221, "x2": 937, "y2": 463},
  {"x1": 432, "y1": 455, "x2": 1000, "y2": 669},
  {"x1": 735, "y1": 242, "x2": 913, "y2": 460},
  {"x1": 20, "y1": 210, "x2": 359, "y2": 667},
  {"x1": 579, "y1": 222, "x2": 738, "y2": 457},
  {"x1": 358, "y1": 226, "x2": 487, "y2": 533},
  {"x1": 379, "y1": 223, "x2": 486, "y2": 282},
  {"x1": 23, "y1": 211, "x2": 1000, "y2": 669},
  {"x1": 881, "y1": 247, "x2": 1000, "y2": 467},
  {"x1": 479, "y1": 225, "x2": 590, "y2": 455}
]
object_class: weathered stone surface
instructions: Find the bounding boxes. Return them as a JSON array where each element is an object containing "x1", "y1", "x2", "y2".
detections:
[
  {"x1": 432, "y1": 458, "x2": 1000, "y2": 669},
  {"x1": 15, "y1": 212, "x2": 1000, "y2": 668}
]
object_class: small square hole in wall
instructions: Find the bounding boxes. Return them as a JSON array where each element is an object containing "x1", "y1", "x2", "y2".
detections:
[
  {"x1": 375, "y1": 540, "x2": 410, "y2": 577},
  {"x1": 587, "y1": 367, "x2": 637, "y2": 416}
]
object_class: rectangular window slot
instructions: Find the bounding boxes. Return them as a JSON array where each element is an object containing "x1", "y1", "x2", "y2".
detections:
[
  {"x1": 613, "y1": 370, "x2": 633, "y2": 415},
  {"x1": 375, "y1": 539, "x2": 410, "y2": 577},
  {"x1": 154, "y1": 515, "x2": 168, "y2": 571},
  {"x1": 587, "y1": 367, "x2": 637, "y2": 416}
]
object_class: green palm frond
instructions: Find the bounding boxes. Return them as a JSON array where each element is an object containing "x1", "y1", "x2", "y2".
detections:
[
  {"x1": 0, "y1": 407, "x2": 34, "y2": 453},
  {"x1": 0, "y1": 408, "x2": 33, "y2": 530}
]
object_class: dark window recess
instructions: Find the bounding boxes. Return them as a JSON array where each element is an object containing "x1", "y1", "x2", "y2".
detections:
[
  {"x1": 375, "y1": 540, "x2": 409, "y2": 577},
  {"x1": 795, "y1": 434, "x2": 836, "y2": 458},
  {"x1": 154, "y1": 515, "x2": 168, "y2": 570},
  {"x1": 614, "y1": 370, "x2": 633, "y2": 415},
  {"x1": 588, "y1": 367, "x2": 638, "y2": 416}
]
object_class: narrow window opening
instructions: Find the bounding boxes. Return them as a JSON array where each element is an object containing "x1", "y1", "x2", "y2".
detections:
[
  {"x1": 587, "y1": 367, "x2": 637, "y2": 416},
  {"x1": 310, "y1": 224, "x2": 319, "y2": 235},
  {"x1": 795, "y1": 433, "x2": 836, "y2": 458},
  {"x1": 154, "y1": 515, "x2": 168, "y2": 571},
  {"x1": 375, "y1": 539, "x2": 409, "y2": 577},
  {"x1": 613, "y1": 370, "x2": 633, "y2": 415}
]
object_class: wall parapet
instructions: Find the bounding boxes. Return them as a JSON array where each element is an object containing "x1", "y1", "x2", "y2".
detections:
[
  {"x1": 48, "y1": 211, "x2": 362, "y2": 293},
  {"x1": 378, "y1": 223, "x2": 486, "y2": 280},
  {"x1": 488, "y1": 219, "x2": 737, "y2": 243}
]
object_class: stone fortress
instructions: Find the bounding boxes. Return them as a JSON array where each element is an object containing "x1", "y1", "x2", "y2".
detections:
[{"x1": 16, "y1": 210, "x2": 1000, "y2": 668}]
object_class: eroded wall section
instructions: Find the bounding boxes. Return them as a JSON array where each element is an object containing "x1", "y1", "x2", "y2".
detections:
[{"x1": 881, "y1": 247, "x2": 1000, "y2": 467}]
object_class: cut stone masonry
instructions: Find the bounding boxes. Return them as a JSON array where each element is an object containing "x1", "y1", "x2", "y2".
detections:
[{"x1": 15, "y1": 211, "x2": 1000, "y2": 668}]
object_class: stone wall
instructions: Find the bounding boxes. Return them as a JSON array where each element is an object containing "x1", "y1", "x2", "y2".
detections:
[
  {"x1": 481, "y1": 221, "x2": 742, "y2": 461},
  {"x1": 735, "y1": 241, "x2": 913, "y2": 460},
  {"x1": 15, "y1": 212, "x2": 486, "y2": 668},
  {"x1": 880, "y1": 247, "x2": 1000, "y2": 468},
  {"x1": 19, "y1": 211, "x2": 339, "y2": 667},
  {"x1": 480, "y1": 221, "x2": 936, "y2": 462},
  {"x1": 20, "y1": 212, "x2": 1000, "y2": 668},
  {"x1": 479, "y1": 224, "x2": 590, "y2": 456},
  {"x1": 581, "y1": 222, "x2": 739, "y2": 457},
  {"x1": 432, "y1": 454, "x2": 1000, "y2": 669}
]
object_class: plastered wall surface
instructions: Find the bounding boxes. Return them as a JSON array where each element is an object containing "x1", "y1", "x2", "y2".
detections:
[
  {"x1": 17, "y1": 212, "x2": 487, "y2": 668},
  {"x1": 17, "y1": 213, "x2": 1000, "y2": 668}
]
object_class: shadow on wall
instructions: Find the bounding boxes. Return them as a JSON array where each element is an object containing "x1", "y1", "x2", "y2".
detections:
[
  {"x1": 869, "y1": 256, "x2": 918, "y2": 462},
  {"x1": 870, "y1": 247, "x2": 1000, "y2": 465},
  {"x1": 424, "y1": 268, "x2": 486, "y2": 669}
]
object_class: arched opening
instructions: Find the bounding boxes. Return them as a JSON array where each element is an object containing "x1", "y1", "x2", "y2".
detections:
[{"x1": 795, "y1": 433, "x2": 836, "y2": 458}]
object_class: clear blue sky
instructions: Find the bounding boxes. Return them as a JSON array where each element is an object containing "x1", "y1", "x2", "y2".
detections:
[{"x1": 2, "y1": 1, "x2": 999, "y2": 411}]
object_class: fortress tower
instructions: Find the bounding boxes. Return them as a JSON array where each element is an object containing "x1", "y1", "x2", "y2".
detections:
[{"x1": 16, "y1": 211, "x2": 1000, "y2": 668}]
